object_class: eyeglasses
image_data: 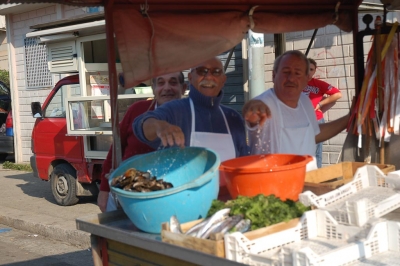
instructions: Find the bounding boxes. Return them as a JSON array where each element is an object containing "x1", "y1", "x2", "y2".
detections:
[{"x1": 193, "y1": 67, "x2": 224, "y2": 77}]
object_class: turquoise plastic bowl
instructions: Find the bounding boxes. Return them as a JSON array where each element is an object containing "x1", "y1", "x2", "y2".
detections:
[{"x1": 109, "y1": 147, "x2": 220, "y2": 233}]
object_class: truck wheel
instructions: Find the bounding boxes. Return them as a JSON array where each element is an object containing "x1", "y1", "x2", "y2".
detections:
[{"x1": 50, "y1": 163, "x2": 79, "y2": 206}]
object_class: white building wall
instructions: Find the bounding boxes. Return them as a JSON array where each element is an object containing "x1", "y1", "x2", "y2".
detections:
[
  {"x1": 0, "y1": 31, "x2": 7, "y2": 70},
  {"x1": 8, "y1": 5, "x2": 89, "y2": 163}
]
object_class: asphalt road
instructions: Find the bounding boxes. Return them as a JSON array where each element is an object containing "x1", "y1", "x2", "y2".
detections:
[{"x1": 0, "y1": 224, "x2": 93, "y2": 266}]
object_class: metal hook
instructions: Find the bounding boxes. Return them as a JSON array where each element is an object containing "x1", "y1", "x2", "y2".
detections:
[
  {"x1": 248, "y1": 5, "x2": 259, "y2": 30},
  {"x1": 333, "y1": 2, "x2": 341, "y2": 24},
  {"x1": 140, "y1": 3, "x2": 149, "y2": 18}
]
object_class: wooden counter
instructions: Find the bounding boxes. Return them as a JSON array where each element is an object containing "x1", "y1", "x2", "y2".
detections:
[
  {"x1": 77, "y1": 207, "x2": 400, "y2": 266},
  {"x1": 76, "y1": 210, "x2": 246, "y2": 266}
]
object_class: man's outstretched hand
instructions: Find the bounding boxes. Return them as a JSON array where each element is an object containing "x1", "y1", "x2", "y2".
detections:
[{"x1": 242, "y1": 99, "x2": 271, "y2": 127}]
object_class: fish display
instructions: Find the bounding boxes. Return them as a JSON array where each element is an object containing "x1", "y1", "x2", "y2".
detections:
[
  {"x1": 168, "y1": 194, "x2": 310, "y2": 239},
  {"x1": 168, "y1": 208, "x2": 249, "y2": 239},
  {"x1": 111, "y1": 168, "x2": 173, "y2": 192}
]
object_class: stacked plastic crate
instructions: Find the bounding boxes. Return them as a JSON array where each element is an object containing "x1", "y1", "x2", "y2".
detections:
[{"x1": 224, "y1": 165, "x2": 400, "y2": 266}]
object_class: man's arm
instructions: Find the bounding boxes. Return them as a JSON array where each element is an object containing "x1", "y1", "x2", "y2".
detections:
[
  {"x1": 314, "y1": 79, "x2": 342, "y2": 113},
  {"x1": 318, "y1": 92, "x2": 342, "y2": 113},
  {"x1": 315, "y1": 113, "x2": 350, "y2": 143},
  {"x1": 142, "y1": 118, "x2": 185, "y2": 148}
]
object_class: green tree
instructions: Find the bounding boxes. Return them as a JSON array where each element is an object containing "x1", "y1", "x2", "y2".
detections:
[{"x1": 0, "y1": 69, "x2": 10, "y2": 88}]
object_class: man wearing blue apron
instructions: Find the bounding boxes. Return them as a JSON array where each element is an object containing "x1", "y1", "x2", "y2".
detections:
[
  {"x1": 242, "y1": 50, "x2": 350, "y2": 170},
  {"x1": 133, "y1": 57, "x2": 249, "y2": 187}
]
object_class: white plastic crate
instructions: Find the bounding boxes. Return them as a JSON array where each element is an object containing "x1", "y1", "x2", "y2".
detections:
[
  {"x1": 299, "y1": 165, "x2": 400, "y2": 226},
  {"x1": 354, "y1": 251, "x2": 400, "y2": 265},
  {"x1": 224, "y1": 209, "x2": 400, "y2": 266}
]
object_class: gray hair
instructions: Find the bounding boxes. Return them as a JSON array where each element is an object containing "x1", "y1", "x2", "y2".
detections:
[{"x1": 273, "y1": 50, "x2": 309, "y2": 76}]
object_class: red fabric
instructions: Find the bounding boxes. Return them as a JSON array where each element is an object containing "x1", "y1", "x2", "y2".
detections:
[
  {"x1": 112, "y1": 3, "x2": 360, "y2": 88},
  {"x1": 113, "y1": 9, "x2": 249, "y2": 87},
  {"x1": 303, "y1": 78, "x2": 341, "y2": 120},
  {"x1": 99, "y1": 99, "x2": 156, "y2": 192}
]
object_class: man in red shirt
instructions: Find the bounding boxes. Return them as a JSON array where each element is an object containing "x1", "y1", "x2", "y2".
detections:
[
  {"x1": 302, "y1": 58, "x2": 342, "y2": 168},
  {"x1": 97, "y1": 72, "x2": 187, "y2": 212}
]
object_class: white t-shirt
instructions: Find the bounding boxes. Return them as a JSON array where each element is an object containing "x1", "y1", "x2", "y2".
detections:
[{"x1": 247, "y1": 89, "x2": 320, "y2": 156}]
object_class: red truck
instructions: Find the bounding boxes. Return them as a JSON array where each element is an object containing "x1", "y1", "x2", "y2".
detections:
[
  {"x1": 30, "y1": 75, "x2": 102, "y2": 206},
  {"x1": 30, "y1": 73, "x2": 151, "y2": 206}
]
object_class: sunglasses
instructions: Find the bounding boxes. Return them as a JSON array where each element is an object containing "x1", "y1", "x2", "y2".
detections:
[{"x1": 193, "y1": 67, "x2": 224, "y2": 77}]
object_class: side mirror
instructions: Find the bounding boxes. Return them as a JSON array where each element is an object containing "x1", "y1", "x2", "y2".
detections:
[{"x1": 31, "y1": 102, "x2": 42, "y2": 118}]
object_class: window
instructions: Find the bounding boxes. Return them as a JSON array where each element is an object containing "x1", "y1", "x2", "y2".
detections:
[
  {"x1": 86, "y1": 7, "x2": 104, "y2": 13},
  {"x1": 24, "y1": 37, "x2": 53, "y2": 89},
  {"x1": 44, "y1": 84, "x2": 81, "y2": 118}
]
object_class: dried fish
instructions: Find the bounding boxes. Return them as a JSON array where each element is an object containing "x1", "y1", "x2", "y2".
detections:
[
  {"x1": 195, "y1": 208, "x2": 231, "y2": 238},
  {"x1": 201, "y1": 215, "x2": 243, "y2": 239},
  {"x1": 230, "y1": 218, "x2": 251, "y2": 233},
  {"x1": 170, "y1": 215, "x2": 183, "y2": 234},
  {"x1": 219, "y1": 215, "x2": 243, "y2": 234},
  {"x1": 185, "y1": 217, "x2": 211, "y2": 236},
  {"x1": 200, "y1": 218, "x2": 228, "y2": 239}
]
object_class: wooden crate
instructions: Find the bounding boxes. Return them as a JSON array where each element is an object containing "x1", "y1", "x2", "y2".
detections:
[
  {"x1": 304, "y1": 162, "x2": 396, "y2": 196},
  {"x1": 161, "y1": 218, "x2": 299, "y2": 258}
]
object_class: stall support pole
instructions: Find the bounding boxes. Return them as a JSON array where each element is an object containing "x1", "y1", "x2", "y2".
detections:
[
  {"x1": 375, "y1": 18, "x2": 385, "y2": 164},
  {"x1": 91, "y1": 235, "x2": 103, "y2": 266},
  {"x1": 248, "y1": 30, "x2": 265, "y2": 100},
  {"x1": 104, "y1": 0, "x2": 122, "y2": 169}
]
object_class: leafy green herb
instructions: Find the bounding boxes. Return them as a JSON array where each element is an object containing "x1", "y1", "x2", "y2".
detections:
[{"x1": 207, "y1": 194, "x2": 310, "y2": 231}]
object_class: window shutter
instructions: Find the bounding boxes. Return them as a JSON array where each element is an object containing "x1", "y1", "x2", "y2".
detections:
[{"x1": 47, "y1": 41, "x2": 78, "y2": 73}]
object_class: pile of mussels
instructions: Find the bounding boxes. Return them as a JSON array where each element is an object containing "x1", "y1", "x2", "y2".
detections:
[{"x1": 111, "y1": 168, "x2": 173, "y2": 192}]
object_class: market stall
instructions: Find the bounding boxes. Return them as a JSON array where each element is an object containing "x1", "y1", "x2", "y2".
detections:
[{"x1": 74, "y1": 163, "x2": 400, "y2": 266}]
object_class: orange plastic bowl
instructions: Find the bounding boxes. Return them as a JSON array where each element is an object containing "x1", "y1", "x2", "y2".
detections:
[{"x1": 219, "y1": 154, "x2": 313, "y2": 201}]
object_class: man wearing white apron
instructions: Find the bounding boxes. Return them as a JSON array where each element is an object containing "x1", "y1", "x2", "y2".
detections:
[
  {"x1": 243, "y1": 50, "x2": 350, "y2": 170},
  {"x1": 133, "y1": 57, "x2": 249, "y2": 185}
]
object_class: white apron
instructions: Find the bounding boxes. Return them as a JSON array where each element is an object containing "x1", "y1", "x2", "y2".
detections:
[
  {"x1": 275, "y1": 95, "x2": 318, "y2": 171},
  {"x1": 189, "y1": 99, "x2": 236, "y2": 186}
]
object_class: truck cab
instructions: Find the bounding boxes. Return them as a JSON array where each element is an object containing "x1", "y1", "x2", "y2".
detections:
[{"x1": 30, "y1": 74, "x2": 92, "y2": 206}]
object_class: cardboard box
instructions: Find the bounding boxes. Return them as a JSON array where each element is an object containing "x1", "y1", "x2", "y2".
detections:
[
  {"x1": 304, "y1": 162, "x2": 395, "y2": 195},
  {"x1": 161, "y1": 218, "x2": 299, "y2": 258}
]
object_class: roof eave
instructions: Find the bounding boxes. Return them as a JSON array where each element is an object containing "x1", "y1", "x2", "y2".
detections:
[{"x1": 0, "y1": 3, "x2": 54, "y2": 15}]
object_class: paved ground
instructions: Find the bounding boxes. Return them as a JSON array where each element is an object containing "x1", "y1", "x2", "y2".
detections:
[
  {"x1": 0, "y1": 224, "x2": 93, "y2": 266},
  {"x1": 0, "y1": 165, "x2": 101, "y2": 249}
]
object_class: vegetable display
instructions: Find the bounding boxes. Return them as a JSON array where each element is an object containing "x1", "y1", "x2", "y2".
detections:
[{"x1": 207, "y1": 194, "x2": 310, "y2": 231}]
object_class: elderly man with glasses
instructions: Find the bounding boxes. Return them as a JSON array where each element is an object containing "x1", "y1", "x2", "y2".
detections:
[{"x1": 133, "y1": 57, "x2": 249, "y2": 189}]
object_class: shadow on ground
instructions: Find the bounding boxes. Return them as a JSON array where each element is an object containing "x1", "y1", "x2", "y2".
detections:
[
  {"x1": 1, "y1": 168, "x2": 97, "y2": 205},
  {"x1": 0, "y1": 153, "x2": 15, "y2": 163},
  {"x1": 2, "y1": 249, "x2": 94, "y2": 266}
]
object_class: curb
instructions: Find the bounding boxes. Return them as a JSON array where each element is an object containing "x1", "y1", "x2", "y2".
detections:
[{"x1": 0, "y1": 214, "x2": 91, "y2": 249}]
